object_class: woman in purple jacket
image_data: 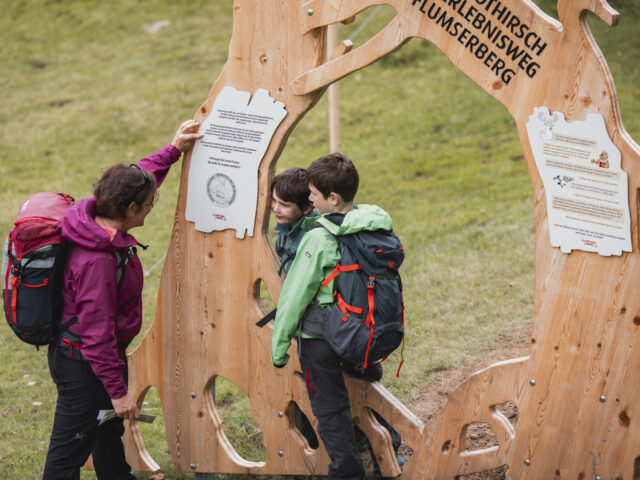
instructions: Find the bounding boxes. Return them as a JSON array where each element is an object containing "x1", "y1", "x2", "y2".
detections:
[{"x1": 42, "y1": 119, "x2": 203, "y2": 480}]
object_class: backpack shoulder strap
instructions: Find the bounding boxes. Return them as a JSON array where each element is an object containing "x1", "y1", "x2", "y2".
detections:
[
  {"x1": 275, "y1": 232, "x2": 297, "y2": 276},
  {"x1": 113, "y1": 250, "x2": 123, "y2": 289},
  {"x1": 112, "y1": 247, "x2": 135, "y2": 291},
  {"x1": 3, "y1": 232, "x2": 14, "y2": 320}
]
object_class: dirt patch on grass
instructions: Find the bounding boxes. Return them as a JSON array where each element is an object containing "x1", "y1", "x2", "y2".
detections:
[{"x1": 412, "y1": 329, "x2": 531, "y2": 422}]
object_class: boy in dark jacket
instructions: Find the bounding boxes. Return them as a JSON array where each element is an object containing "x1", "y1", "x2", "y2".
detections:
[
  {"x1": 271, "y1": 167, "x2": 320, "y2": 448},
  {"x1": 271, "y1": 153, "x2": 399, "y2": 479},
  {"x1": 271, "y1": 167, "x2": 317, "y2": 275}
]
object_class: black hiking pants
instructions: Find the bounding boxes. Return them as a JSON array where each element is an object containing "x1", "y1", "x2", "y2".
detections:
[
  {"x1": 298, "y1": 338, "x2": 366, "y2": 480},
  {"x1": 43, "y1": 345, "x2": 134, "y2": 480}
]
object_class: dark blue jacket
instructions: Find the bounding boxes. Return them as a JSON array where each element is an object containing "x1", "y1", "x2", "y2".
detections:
[{"x1": 274, "y1": 211, "x2": 318, "y2": 275}]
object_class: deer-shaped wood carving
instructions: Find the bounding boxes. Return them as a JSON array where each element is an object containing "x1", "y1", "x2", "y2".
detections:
[{"x1": 119, "y1": 0, "x2": 640, "y2": 478}]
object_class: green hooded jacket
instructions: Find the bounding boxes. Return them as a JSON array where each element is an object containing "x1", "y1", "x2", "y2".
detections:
[{"x1": 271, "y1": 204, "x2": 394, "y2": 366}]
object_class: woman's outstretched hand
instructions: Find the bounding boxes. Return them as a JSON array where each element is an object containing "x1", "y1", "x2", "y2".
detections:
[
  {"x1": 111, "y1": 392, "x2": 140, "y2": 420},
  {"x1": 171, "y1": 119, "x2": 204, "y2": 153}
]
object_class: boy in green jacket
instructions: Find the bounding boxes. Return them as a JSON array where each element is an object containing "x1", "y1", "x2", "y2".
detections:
[{"x1": 271, "y1": 153, "x2": 395, "y2": 480}]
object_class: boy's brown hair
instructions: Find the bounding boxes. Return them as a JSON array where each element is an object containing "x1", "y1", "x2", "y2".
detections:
[
  {"x1": 271, "y1": 167, "x2": 313, "y2": 212},
  {"x1": 306, "y1": 152, "x2": 359, "y2": 202}
]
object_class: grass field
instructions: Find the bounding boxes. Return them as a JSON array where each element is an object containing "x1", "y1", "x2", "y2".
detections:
[{"x1": 0, "y1": 0, "x2": 638, "y2": 478}]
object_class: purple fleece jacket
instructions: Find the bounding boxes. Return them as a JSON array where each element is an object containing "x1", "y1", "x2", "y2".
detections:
[{"x1": 60, "y1": 144, "x2": 180, "y2": 399}]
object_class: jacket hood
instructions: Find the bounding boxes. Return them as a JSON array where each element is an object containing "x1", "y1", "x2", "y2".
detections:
[
  {"x1": 62, "y1": 197, "x2": 138, "y2": 251},
  {"x1": 305, "y1": 204, "x2": 393, "y2": 235}
]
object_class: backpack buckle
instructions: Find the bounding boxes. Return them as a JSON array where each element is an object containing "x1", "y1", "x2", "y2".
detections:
[
  {"x1": 367, "y1": 277, "x2": 375, "y2": 289},
  {"x1": 10, "y1": 265, "x2": 22, "y2": 285}
]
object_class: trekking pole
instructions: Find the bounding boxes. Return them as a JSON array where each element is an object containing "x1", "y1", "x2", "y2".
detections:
[{"x1": 144, "y1": 252, "x2": 166, "y2": 277}]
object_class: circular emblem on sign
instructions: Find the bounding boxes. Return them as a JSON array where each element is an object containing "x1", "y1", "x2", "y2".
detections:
[{"x1": 207, "y1": 173, "x2": 236, "y2": 208}]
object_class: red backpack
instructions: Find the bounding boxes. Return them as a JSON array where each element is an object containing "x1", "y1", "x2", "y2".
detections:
[{"x1": 3, "y1": 193, "x2": 75, "y2": 347}]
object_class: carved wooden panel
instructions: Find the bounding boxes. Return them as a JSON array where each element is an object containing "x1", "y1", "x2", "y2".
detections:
[{"x1": 119, "y1": 1, "x2": 640, "y2": 478}]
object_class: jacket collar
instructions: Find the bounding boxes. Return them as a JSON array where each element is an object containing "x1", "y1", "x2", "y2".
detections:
[{"x1": 275, "y1": 210, "x2": 317, "y2": 237}]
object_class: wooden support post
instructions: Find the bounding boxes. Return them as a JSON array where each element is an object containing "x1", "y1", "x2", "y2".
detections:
[{"x1": 327, "y1": 23, "x2": 341, "y2": 153}]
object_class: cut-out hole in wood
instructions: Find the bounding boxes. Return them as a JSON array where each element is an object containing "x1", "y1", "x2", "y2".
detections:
[
  {"x1": 253, "y1": 278, "x2": 275, "y2": 317},
  {"x1": 442, "y1": 439, "x2": 452, "y2": 454},
  {"x1": 213, "y1": 376, "x2": 266, "y2": 463},
  {"x1": 370, "y1": 408, "x2": 402, "y2": 456},
  {"x1": 287, "y1": 400, "x2": 319, "y2": 450},
  {"x1": 455, "y1": 464, "x2": 508, "y2": 479},
  {"x1": 353, "y1": 408, "x2": 406, "y2": 475},
  {"x1": 340, "y1": 5, "x2": 398, "y2": 50},
  {"x1": 461, "y1": 421, "x2": 498, "y2": 453},
  {"x1": 634, "y1": 455, "x2": 640, "y2": 480},
  {"x1": 492, "y1": 400, "x2": 519, "y2": 427},
  {"x1": 130, "y1": 386, "x2": 167, "y2": 472}
]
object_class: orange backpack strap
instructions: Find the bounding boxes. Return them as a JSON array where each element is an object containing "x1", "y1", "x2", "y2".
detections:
[
  {"x1": 363, "y1": 276, "x2": 376, "y2": 369},
  {"x1": 321, "y1": 263, "x2": 362, "y2": 288},
  {"x1": 335, "y1": 292, "x2": 364, "y2": 316}
]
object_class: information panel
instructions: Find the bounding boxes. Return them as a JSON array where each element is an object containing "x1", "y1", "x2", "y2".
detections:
[
  {"x1": 527, "y1": 107, "x2": 631, "y2": 256},
  {"x1": 185, "y1": 87, "x2": 287, "y2": 238}
]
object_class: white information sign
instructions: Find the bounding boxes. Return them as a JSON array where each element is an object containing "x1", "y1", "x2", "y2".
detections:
[
  {"x1": 185, "y1": 86, "x2": 287, "y2": 238},
  {"x1": 527, "y1": 107, "x2": 631, "y2": 256}
]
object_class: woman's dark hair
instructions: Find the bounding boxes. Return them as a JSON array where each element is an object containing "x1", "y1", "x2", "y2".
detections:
[
  {"x1": 271, "y1": 167, "x2": 312, "y2": 212},
  {"x1": 306, "y1": 152, "x2": 359, "y2": 202},
  {"x1": 93, "y1": 164, "x2": 157, "y2": 219}
]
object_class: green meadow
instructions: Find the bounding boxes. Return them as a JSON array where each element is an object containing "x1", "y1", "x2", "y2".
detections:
[{"x1": 1, "y1": 0, "x2": 638, "y2": 478}]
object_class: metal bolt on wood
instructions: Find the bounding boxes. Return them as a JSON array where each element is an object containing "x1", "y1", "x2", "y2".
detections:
[
  {"x1": 529, "y1": 379, "x2": 536, "y2": 386},
  {"x1": 278, "y1": 450, "x2": 284, "y2": 457},
  {"x1": 190, "y1": 463, "x2": 196, "y2": 470},
  {"x1": 306, "y1": 9, "x2": 314, "y2": 16},
  {"x1": 524, "y1": 459, "x2": 531, "y2": 466},
  {"x1": 600, "y1": 396, "x2": 606, "y2": 403},
  {"x1": 278, "y1": 411, "x2": 283, "y2": 417},
  {"x1": 596, "y1": 476, "x2": 602, "y2": 480},
  {"x1": 191, "y1": 392, "x2": 196, "y2": 398}
]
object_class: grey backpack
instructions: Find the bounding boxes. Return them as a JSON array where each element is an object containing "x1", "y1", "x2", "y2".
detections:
[{"x1": 305, "y1": 215, "x2": 406, "y2": 372}]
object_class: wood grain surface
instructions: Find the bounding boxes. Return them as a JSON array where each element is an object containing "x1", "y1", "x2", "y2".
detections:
[{"x1": 114, "y1": 1, "x2": 640, "y2": 477}]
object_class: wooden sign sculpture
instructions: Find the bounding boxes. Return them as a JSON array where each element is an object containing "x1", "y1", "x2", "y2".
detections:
[{"x1": 118, "y1": 0, "x2": 640, "y2": 478}]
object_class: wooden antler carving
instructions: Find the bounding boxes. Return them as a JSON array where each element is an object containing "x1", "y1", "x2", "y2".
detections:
[{"x1": 118, "y1": 0, "x2": 640, "y2": 478}]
